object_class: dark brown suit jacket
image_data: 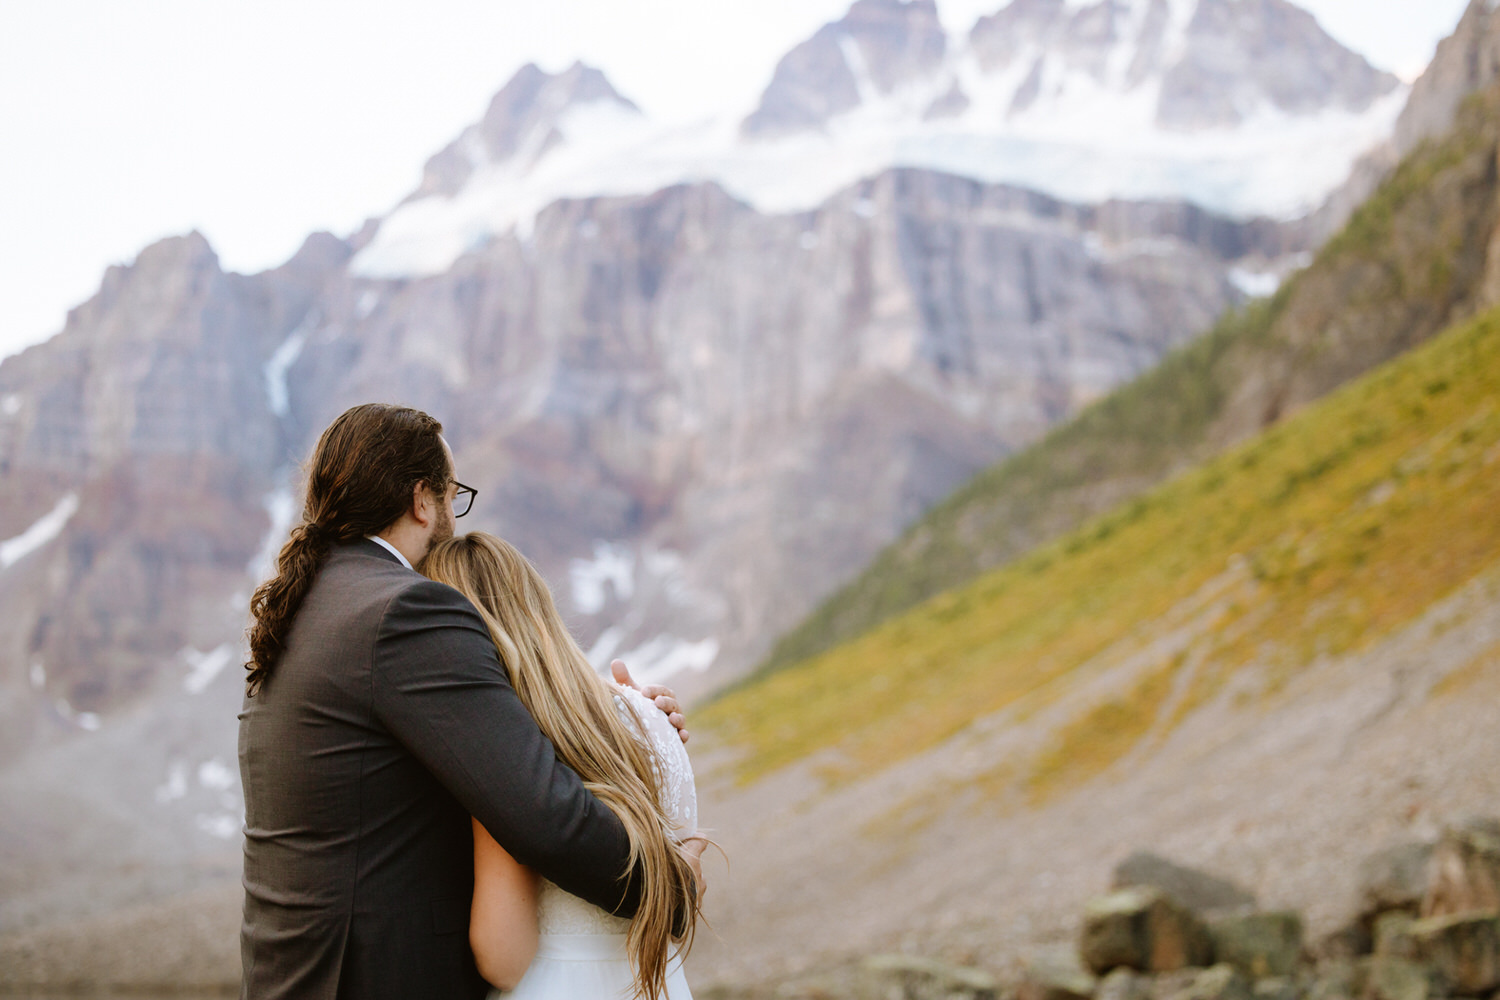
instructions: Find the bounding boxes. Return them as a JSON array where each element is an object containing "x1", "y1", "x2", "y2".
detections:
[{"x1": 238, "y1": 539, "x2": 639, "y2": 999}]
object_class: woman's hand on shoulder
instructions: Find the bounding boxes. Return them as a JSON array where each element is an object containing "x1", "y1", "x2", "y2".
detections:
[{"x1": 610, "y1": 659, "x2": 688, "y2": 743}]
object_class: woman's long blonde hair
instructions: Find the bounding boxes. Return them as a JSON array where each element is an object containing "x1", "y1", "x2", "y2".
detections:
[{"x1": 423, "y1": 532, "x2": 699, "y2": 1000}]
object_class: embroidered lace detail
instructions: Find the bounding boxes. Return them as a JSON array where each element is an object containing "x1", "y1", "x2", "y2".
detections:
[
  {"x1": 536, "y1": 880, "x2": 633, "y2": 935},
  {"x1": 611, "y1": 684, "x2": 698, "y2": 838},
  {"x1": 535, "y1": 684, "x2": 698, "y2": 936}
]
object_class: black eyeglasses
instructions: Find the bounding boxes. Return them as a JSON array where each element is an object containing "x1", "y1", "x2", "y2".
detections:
[{"x1": 452, "y1": 481, "x2": 477, "y2": 518}]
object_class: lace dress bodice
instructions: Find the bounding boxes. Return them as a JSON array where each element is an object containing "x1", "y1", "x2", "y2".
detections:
[{"x1": 536, "y1": 684, "x2": 698, "y2": 936}]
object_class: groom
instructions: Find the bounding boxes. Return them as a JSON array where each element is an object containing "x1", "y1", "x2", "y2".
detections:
[{"x1": 238, "y1": 403, "x2": 697, "y2": 999}]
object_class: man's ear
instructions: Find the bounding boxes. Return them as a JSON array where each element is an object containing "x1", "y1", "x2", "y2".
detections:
[{"x1": 411, "y1": 481, "x2": 433, "y2": 528}]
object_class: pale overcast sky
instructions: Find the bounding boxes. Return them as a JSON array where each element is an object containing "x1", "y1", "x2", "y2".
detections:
[{"x1": 0, "y1": 0, "x2": 1471, "y2": 360}]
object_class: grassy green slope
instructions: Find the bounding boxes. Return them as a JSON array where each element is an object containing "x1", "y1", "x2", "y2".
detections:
[
  {"x1": 702, "y1": 304, "x2": 1500, "y2": 786},
  {"x1": 755, "y1": 85, "x2": 1500, "y2": 680}
]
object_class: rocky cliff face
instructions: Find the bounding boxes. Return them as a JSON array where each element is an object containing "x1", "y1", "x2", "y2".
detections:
[
  {"x1": 0, "y1": 231, "x2": 348, "y2": 755},
  {"x1": 1313, "y1": 0, "x2": 1500, "y2": 237},
  {"x1": 292, "y1": 170, "x2": 1286, "y2": 694}
]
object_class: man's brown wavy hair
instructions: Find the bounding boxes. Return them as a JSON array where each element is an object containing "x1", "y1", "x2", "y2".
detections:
[{"x1": 245, "y1": 403, "x2": 451, "y2": 694}]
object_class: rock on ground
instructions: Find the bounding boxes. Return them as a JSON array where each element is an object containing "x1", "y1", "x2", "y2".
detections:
[
  {"x1": 1422, "y1": 821, "x2": 1500, "y2": 918},
  {"x1": 1410, "y1": 912, "x2": 1500, "y2": 996},
  {"x1": 1209, "y1": 911, "x2": 1305, "y2": 978},
  {"x1": 1081, "y1": 887, "x2": 1214, "y2": 974}
]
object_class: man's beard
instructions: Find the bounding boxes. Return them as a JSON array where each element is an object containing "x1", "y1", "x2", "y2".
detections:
[
  {"x1": 417, "y1": 507, "x2": 456, "y2": 572},
  {"x1": 432, "y1": 506, "x2": 455, "y2": 548}
]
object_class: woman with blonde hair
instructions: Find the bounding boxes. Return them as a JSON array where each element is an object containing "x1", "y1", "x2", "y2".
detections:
[{"x1": 423, "y1": 531, "x2": 704, "y2": 1000}]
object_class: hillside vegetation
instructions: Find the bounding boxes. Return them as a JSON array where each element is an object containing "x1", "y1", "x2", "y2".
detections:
[
  {"x1": 755, "y1": 84, "x2": 1500, "y2": 679},
  {"x1": 701, "y1": 303, "x2": 1500, "y2": 786}
]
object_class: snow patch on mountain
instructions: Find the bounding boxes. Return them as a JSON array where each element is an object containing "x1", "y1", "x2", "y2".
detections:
[
  {"x1": 155, "y1": 762, "x2": 189, "y2": 804},
  {"x1": 612, "y1": 634, "x2": 720, "y2": 688},
  {"x1": 570, "y1": 541, "x2": 637, "y2": 615},
  {"x1": 264, "y1": 314, "x2": 313, "y2": 417},
  {"x1": 248, "y1": 488, "x2": 296, "y2": 583},
  {"x1": 183, "y1": 644, "x2": 236, "y2": 695},
  {"x1": 356, "y1": 81, "x2": 1402, "y2": 279},
  {"x1": 0, "y1": 492, "x2": 79, "y2": 569}
]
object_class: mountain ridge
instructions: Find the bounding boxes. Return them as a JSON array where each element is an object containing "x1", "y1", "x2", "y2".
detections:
[{"x1": 352, "y1": 0, "x2": 1401, "y2": 279}]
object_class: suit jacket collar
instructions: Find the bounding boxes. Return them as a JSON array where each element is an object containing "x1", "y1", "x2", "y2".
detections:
[{"x1": 338, "y1": 536, "x2": 411, "y2": 569}]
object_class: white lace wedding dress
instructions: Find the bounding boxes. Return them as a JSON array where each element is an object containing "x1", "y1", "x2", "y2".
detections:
[{"x1": 494, "y1": 684, "x2": 697, "y2": 1000}]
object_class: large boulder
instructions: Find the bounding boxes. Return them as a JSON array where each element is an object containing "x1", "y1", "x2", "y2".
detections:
[
  {"x1": 1410, "y1": 911, "x2": 1500, "y2": 996},
  {"x1": 1114, "y1": 853, "x2": 1258, "y2": 916},
  {"x1": 1422, "y1": 820, "x2": 1500, "y2": 919},
  {"x1": 1082, "y1": 887, "x2": 1214, "y2": 974},
  {"x1": 1357, "y1": 843, "x2": 1436, "y2": 918},
  {"x1": 1020, "y1": 947, "x2": 1100, "y2": 1000},
  {"x1": 1209, "y1": 911, "x2": 1305, "y2": 978},
  {"x1": 861, "y1": 954, "x2": 1001, "y2": 1000}
]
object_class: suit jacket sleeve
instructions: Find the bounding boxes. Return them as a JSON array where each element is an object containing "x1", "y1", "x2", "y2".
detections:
[{"x1": 370, "y1": 577, "x2": 643, "y2": 917}]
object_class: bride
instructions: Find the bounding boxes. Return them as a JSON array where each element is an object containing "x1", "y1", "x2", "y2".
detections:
[{"x1": 423, "y1": 532, "x2": 704, "y2": 1000}]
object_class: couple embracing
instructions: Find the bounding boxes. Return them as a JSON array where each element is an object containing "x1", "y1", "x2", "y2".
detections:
[{"x1": 238, "y1": 403, "x2": 706, "y2": 1000}]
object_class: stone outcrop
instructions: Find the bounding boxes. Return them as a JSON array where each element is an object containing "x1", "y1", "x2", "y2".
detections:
[
  {"x1": 1208, "y1": 913, "x2": 1304, "y2": 979},
  {"x1": 1067, "y1": 831, "x2": 1500, "y2": 1000},
  {"x1": 1410, "y1": 913, "x2": 1500, "y2": 996},
  {"x1": 1422, "y1": 820, "x2": 1500, "y2": 918},
  {"x1": 1081, "y1": 887, "x2": 1215, "y2": 974}
]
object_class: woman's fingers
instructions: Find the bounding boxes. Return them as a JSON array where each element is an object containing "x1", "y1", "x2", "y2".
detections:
[
  {"x1": 609, "y1": 659, "x2": 633, "y2": 687},
  {"x1": 611, "y1": 660, "x2": 690, "y2": 740}
]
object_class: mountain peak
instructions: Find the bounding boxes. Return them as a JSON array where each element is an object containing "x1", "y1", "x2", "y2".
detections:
[
  {"x1": 741, "y1": 0, "x2": 946, "y2": 137},
  {"x1": 969, "y1": 0, "x2": 1398, "y2": 131},
  {"x1": 411, "y1": 61, "x2": 640, "y2": 200}
]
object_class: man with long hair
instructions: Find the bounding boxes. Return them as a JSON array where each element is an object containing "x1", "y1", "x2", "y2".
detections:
[{"x1": 238, "y1": 403, "x2": 696, "y2": 999}]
